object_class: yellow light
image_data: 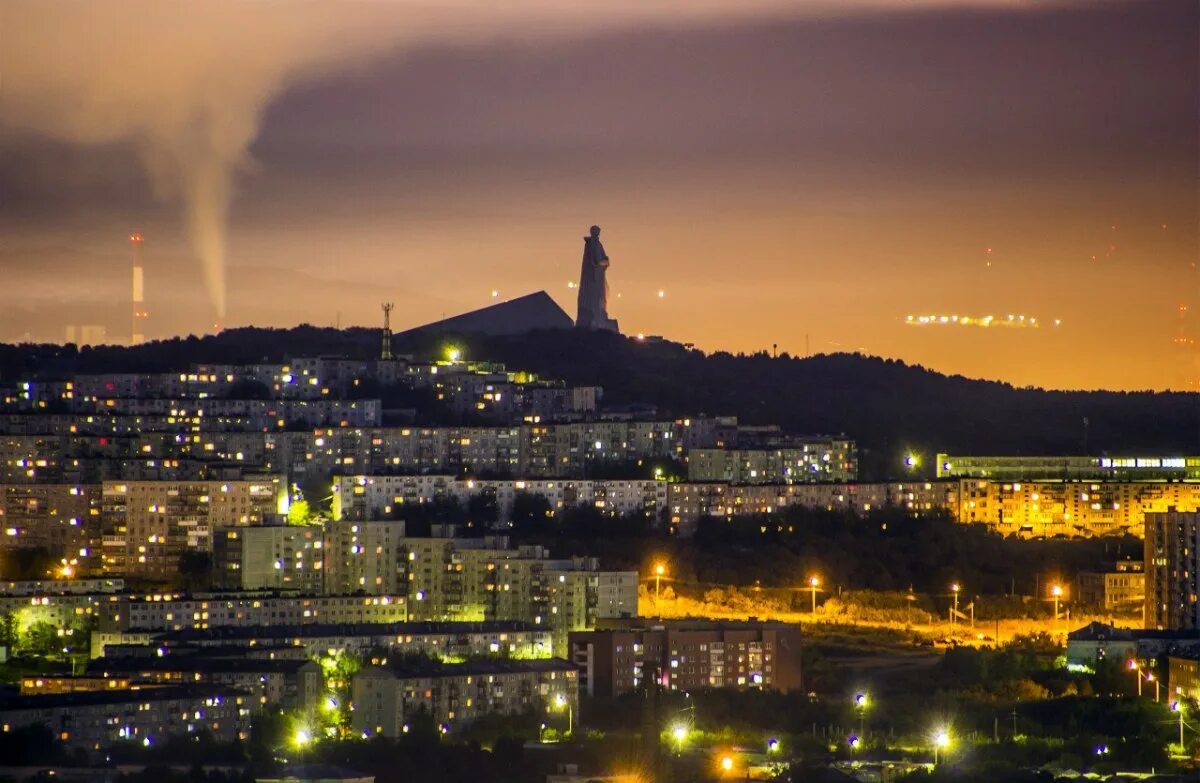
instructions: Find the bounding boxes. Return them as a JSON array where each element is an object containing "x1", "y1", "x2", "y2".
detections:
[
  {"x1": 655, "y1": 563, "x2": 666, "y2": 576},
  {"x1": 1051, "y1": 584, "x2": 1063, "y2": 597},
  {"x1": 672, "y1": 724, "x2": 688, "y2": 743},
  {"x1": 934, "y1": 729, "x2": 951, "y2": 748},
  {"x1": 446, "y1": 348, "x2": 462, "y2": 363},
  {"x1": 951, "y1": 583, "x2": 960, "y2": 593},
  {"x1": 294, "y1": 727, "x2": 311, "y2": 747},
  {"x1": 808, "y1": 575, "x2": 820, "y2": 588},
  {"x1": 721, "y1": 756, "x2": 734, "y2": 772}
]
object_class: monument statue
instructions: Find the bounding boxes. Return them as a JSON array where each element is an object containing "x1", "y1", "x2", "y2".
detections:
[{"x1": 576, "y1": 225, "x2": 619, "y2": 332}]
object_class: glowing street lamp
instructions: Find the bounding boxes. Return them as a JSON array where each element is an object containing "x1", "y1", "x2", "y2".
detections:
[
  {"x1": 848, "y1": 735, "x2": 861, "y2": 751},
  {"x1": 553, "y1": 692, "x2": 573, "y2": 737},
  {"x1": 1129, "y1": 659, "x2": 1144, "y2": 697},
  {"x1": 950, "y1": 583, "x2": 960, "y2": 628},
  {"x1": 767, "y1": 737, "x2": 780, "y2": 754},
  {"x1": 671, "y1": 724, "x2": 689, "y2": 750},
  {"x1": 904, "y1": 453, "x2": 920, "y2": 471},
  {"x1": 445, "y1": 347, "x2": 462, "y2": 363},
  {"x1": 1172, "y1": 700, "x2": 1185, "y2": 748},
  {"x1": 808, "y1": 575, "x2": 821, "y2": 615},
  {"x1": 293, "y1": 726, "x2": 311, "y2": 749},
  {"x1": 1050, "y1": 583, "x2": 1064, "y2": 621},
  {"x1": 654, "y1": 562, "x2": 667, "y2": 605},
  {"x1": 1147, "y1": 672, "x2": 1161, "y2": 703},
  {"x1": 932, "y1": 728, "x2": 951, "y2": 766},
  {"x1": 720, "y1": 756, "x2": 734, "y2": 774},
  {"x1": 854, "y1": 692, "x2": 870, "y2": 737}
]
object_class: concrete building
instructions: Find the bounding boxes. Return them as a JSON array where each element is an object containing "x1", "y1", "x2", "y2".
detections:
[
  {"x1": 1076, "y1": 561, "x2": 1145, "y2": 610},
  {"x1": 85, "y1": 656, "x2": 323, "y2": 709},
  {"x1": 0, "y1": 685, "x2": 250, "y2": 754},
  {"x1": 937, "y1": 454, "x2": 1200, "y2": 482},
  {"x1": 956, "y1": 480, "x2": 1200, "y2": 538},
  {"x1": 352, "y1": 658, "x2": 578, "y2": 738},
  {"x1": 93, "y1": 592, "x2": 407, "y2": 635},
  {"x1": 0, "y1": 484, "x2": 103, "y2": 571},
  {"x1": 667, "y1": 480, "x2": 957, "y2": 535},
  {"x1": 333, "y1": 475, "x2": 668, "y2": 524},
  {"x1": 146, "y1": 620, "x2": 553, "y2": 660},
  {"x1": 686, "y1": 441, "x2": 857, "y2": 484},
  {"x1": 1146, "y1": 510, "x2": 1200, "y2": 630},
  {"x1": 212, "y1": 524, "x2": 325, "y2": 592},
  {"x1": 99, "y1": 477, "x2": 285, "y2": 579},
  {"x1": 568, "y1": 620, "x2": 803, "y2": 698}
]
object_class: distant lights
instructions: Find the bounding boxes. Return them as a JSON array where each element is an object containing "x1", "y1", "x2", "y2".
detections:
[{"x1": 903, "y1": 313, "x2": 1060, "y2": 329}]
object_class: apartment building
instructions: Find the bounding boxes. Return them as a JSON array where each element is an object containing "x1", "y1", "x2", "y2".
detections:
[{"x1": 352, "y1": 658, "x2": 578, "y2": 738}]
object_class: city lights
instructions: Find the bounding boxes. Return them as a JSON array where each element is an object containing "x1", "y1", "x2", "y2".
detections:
[{"x1": 904, "y1": 313, "x2": 1059, "y2": 329}]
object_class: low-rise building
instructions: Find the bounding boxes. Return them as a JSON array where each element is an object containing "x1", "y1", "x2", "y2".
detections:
[
  {"x1": 351, "y1": 658, "x2": 578, "y2": 738},
  {"x1": 1076, "y1": 561, "x2": 1145, "y2": 610},
  {"x1": 85, "y1": 656, "x2": 324, "y2": 709},
  {"x1": 146, "y1": 620, "x2": 553, "y2": 660},
  {"x1": 0, "y1": 685, "x2": 250, "y2": 753}
]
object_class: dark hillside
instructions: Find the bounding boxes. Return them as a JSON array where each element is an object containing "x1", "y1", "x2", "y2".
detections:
[{"x1": 2, "y1": 326, "x2": 1195, "y2": 480}]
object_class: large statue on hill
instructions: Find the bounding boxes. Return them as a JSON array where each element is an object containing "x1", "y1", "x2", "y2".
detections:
[{"x1": 575, "y1": 225, "x2": 619, "y2": 333}]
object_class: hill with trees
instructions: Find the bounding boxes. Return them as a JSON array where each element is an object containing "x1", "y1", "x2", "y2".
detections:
[{"x1": 1, "y1": 325, "x2": 1195, "y2": 480}]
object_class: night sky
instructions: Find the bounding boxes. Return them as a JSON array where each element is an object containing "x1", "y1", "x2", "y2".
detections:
[{"x1": 1, "y1": 0, "x2": 1196, "y2": 390}]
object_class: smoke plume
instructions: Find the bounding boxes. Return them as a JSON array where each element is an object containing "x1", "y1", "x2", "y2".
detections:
[{"x1": 0, "y1": 0, "x2": 1047, "y2": 320}]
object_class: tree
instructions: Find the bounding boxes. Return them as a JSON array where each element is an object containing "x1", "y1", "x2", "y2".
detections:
[
  {"x1": 510, "y1": 492, "x2": 553, "y2": 534},
  {"x1": 466, "y1": 493, "x2": 500, "y2": 527},
  {"x1": 20, "y1": 621, "x2": 61, "y2": 657},
  {"x1": 178, "y1": 551, "x2": 212, "y2": 592}
]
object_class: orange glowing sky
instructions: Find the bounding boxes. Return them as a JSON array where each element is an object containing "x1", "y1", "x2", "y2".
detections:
[{"x1": 0, "y1": 0, "x2": 1195, "y2": 391}]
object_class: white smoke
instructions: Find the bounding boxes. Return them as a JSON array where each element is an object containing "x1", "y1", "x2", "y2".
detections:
[{"x1": 0, "y1": 0, "x2": 1052, "y2": 320}]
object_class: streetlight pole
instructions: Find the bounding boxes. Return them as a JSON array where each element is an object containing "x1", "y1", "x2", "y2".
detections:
[
  {"x1": 808, "y1": 576, "x2": 821, "y2": 616},
  {"x1": 1173, "y1": 701, "x2": 1185, "y2": 749},
  {"x1": 655, "y1": 563, "x2": 665, "y2": 607},
  {"x1": 951, "y1": 584, "x2": 960, "y2": 629},
  {"x1": 1129, "y1": 660, "x2": 1143, "y2": 697},
  {"x1": 1051, "y1": 584, "x2": 1063, "y2": 622}
]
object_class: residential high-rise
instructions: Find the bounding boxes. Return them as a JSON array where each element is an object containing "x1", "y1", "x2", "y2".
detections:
[{"x1": 1145, "y1": 509, "x2": 1200, "y2": 629}]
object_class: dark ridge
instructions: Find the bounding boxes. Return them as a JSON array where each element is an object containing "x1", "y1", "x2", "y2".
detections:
[{"x1": 1, "y1": 327, "x2": 1196, "y2": 480}]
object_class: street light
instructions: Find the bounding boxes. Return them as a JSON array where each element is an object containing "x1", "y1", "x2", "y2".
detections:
[
  {"x1": 933, "y1": 728, "x2": 951, "y2": 766},
  {"x1": 1129, "y1": 659, "x2": 1143, "y2": 697},
  {"x1": 671, "y1": 724, "x2": 689, "y2": 751},
  {"x1": 1147, "y1": 672, "x2": 1161, "y2": 703},
  {"x1": 950, "y1": 584, "x2": 960, "y2": 628},
  {"x1": 904, "y1": 453, "x2": 920, "y2": 471},
  {"x1": 767, "y1": 737, "x2": 780, "y2": 754},
  {"x1": 1172, "y1": 700, "x2": 1185, "y2": 749},
  {"x1": 553, "y1": 692, "x2": 573, "y2": 737},
  {"x1": 1050, "y1": 584, "x2": 1063, "y2": 621},
  {"x1": 654, "y1": 562, "x2": 666, "y2": 605},
  {"x1": 808, "y1": 575, "x2": 821, "y2": 615},
  {"x1": 720, "y1": 756, "x2": 734, "y2": 774},
  {"x1": 854, "y1": 692, "x2": 869, "y2": 738},
  {"x1": 848, "y1": 735, "x2": 861, "y2": 751}
]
